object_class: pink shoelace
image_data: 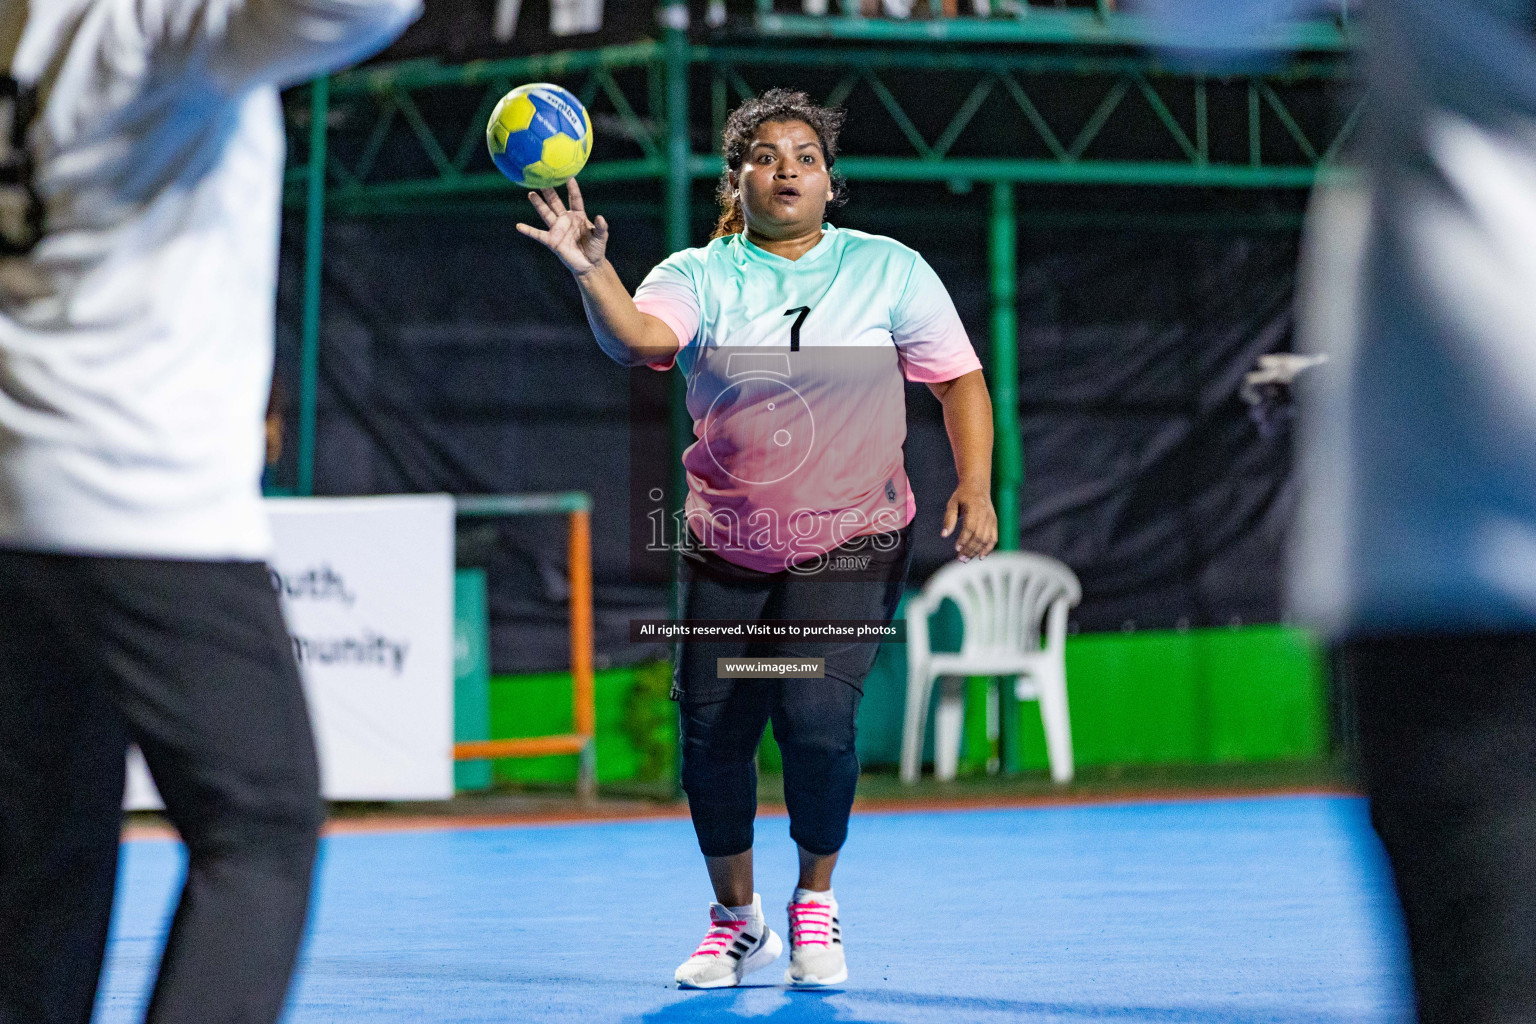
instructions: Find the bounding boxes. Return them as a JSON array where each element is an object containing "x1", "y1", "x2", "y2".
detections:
[
  {"x1": 692, "y1": 915, "x2": 749, "y2": 958},
  {"x1": 788, "y1": 902, "x2": 833, "y2": 948}
]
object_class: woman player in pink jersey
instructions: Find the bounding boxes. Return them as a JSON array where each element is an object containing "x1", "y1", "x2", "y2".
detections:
[{"x1": 519, "y1": 89, "x2": 997, "y2": 989}]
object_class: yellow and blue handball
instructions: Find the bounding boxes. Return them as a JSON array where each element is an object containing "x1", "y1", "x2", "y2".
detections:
[{"x1": 486, "y1": 83, "x2": 593, "y2": 190}]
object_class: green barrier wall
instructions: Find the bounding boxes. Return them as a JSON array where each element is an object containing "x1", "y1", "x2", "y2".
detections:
[
  {"x1": 465, "y1": 622, "x2": 1326, "y2": 789},
  {"x1": 999, "y1": 624, "x2": 1328, "y2": 772},
  {"x1": 845, "y1": 592, "x2": 1327, "y2": 772},
  {"x1": 483, "y1": 663, "x2": 676, "y2": 786}
]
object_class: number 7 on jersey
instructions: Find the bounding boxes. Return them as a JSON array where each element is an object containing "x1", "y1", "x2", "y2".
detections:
[{"x1": 784, "y1": 306, "x2": 810, "y2": 352}]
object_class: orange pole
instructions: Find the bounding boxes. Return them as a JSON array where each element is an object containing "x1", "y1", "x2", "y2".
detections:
[{"x1": 568, "y1": 509, "x2": 596, "y2": 739}]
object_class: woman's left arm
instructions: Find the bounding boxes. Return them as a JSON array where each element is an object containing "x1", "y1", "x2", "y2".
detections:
[{"x1": 928, "y1": 369, "x2": 998, "y2": 561}]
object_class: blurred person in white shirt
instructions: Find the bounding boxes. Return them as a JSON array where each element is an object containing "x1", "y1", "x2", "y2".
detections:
[{"x1": 0, "y1": 3, "x2": 418, "y2": 1023}]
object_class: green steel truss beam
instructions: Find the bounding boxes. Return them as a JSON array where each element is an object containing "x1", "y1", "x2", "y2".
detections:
[
  {"x1": 283, "y1": 40, "x2": 1358, "y2": 215},
  {"x1": 752, "y1": 9, "x2": 1353, "y2": 52}
]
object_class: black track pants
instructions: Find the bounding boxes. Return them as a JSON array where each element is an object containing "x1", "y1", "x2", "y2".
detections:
[
  {"x1": 0, "y1": 550, "x2": 323, "y2": 1024},
  {"x1": 1340, "y1": 632, "x2": 1536, "y2": 1024}
]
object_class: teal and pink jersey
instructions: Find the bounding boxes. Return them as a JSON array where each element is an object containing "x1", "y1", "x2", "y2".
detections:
[{"x1": 634, "y1": 225, "x2": 981, "y2": 573}]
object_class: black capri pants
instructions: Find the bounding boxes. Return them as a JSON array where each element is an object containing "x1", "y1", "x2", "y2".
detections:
[{"x1": 675, "y1": 529, "x2": 909, "y2": 858}]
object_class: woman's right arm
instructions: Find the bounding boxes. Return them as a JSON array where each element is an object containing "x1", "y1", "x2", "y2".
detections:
[{"x1": 518, "y1": 181, "x2": 681, "y2": 367}]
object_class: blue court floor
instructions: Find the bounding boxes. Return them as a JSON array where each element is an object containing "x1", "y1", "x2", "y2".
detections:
[{"x1": 97, "y1": 795, "x2": 1412, "y2": 1024}]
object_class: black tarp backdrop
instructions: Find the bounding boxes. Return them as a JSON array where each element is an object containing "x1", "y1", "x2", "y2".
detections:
[
  {"x1": 379, "y1": 1, "x2": 652, "y2": 61},
  {"x1": 375, "y1": 0, "x2": 1118, "y2": 63},
  {"x1": 273, "y1": 186, "x2": 1301, "y2": 674},
  {"x1": 376, "y1": 0, "x2": 764, "y2": 62}
]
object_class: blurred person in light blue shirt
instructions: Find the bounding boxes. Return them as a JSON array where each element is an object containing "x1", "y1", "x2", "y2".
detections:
[{"x1": 1139, "y1": 1, "x2": 1536, "y2": 1020}]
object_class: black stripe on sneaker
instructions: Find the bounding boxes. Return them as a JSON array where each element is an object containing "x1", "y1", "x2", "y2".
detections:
[{"x1": 726, "y1": 949, "x2": 742, "y2": 960}]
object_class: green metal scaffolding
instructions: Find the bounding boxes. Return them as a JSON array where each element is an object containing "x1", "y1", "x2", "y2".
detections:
[{"x1": 287, "y1": 2, "x2": 1358, "y2": 549}]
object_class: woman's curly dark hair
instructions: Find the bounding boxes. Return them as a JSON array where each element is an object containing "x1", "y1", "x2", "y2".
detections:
[{"x1": 712, "y1": 88, "x2": 848, "y2": 239}]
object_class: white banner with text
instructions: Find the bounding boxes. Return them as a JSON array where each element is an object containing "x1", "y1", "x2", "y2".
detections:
[{"x1": 126, "y1": 495, "x2": 456, "y2": 809}]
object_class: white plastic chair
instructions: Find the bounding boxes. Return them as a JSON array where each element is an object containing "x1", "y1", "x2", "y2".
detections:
[{"x1": 900, "y1": 552, "x2": 1081, "y2": 785}]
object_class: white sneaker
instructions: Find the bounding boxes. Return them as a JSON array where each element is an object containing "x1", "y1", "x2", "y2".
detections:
[
  {"x1": 674, "y1": 893, "x2": 783, "y2": 989},
  {"x1": 784, "y1": 890, "x2": 847, "y2": 986}
]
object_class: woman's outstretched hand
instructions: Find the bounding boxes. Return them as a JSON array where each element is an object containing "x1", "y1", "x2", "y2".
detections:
[
  {"x1": 514, "y1": 177, "x2": 678, "y2": 368},
  {"x1": 517, "y1": 178, "x2": 608, "y2": 276}
]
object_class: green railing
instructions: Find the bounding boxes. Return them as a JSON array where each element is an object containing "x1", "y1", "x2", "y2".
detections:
[{"x1": 285, "y1": 44, "x2": 1357, "y2": 213}]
